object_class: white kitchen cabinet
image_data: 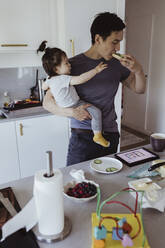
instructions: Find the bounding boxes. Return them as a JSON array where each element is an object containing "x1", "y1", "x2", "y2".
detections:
[
  {"x1": 0, "y1": 0, "x2": 57, "y2": 67},
  {"x1": 0, "y1": 121, "x2": 20, "y2": 184},
  {"x1": 56, "y1": 0, "x2": 125, "y2": 57},
  {"x1": 15, "y1": 115, "x2": 69, "y2": 178}
]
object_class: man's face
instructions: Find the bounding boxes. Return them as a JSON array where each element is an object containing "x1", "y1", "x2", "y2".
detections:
[{"x1": 96, "y1": 31, "x2": 123, "y2": 61}]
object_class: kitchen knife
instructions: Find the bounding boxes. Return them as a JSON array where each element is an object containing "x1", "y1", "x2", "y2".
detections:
[
  {"x1": 0, "y1": 192, "x2": 17, "y2": 217},
  {"x1": 148, "y1": 162, "x2": 165, "y2": 172}
]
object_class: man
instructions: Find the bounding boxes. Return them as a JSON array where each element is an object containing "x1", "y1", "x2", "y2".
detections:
[{"x1": 43, "y1": 12, "x2": 146, "y2": 166}]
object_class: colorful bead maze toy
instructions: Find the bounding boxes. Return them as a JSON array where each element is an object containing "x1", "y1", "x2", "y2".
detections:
[{"x1": 91, "y1": 187, "x2": 150, "y2": 248}]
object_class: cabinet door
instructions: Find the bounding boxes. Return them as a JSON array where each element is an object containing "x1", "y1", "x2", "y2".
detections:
[
  {"x1": 57, "y1": 0, "x2": 125, "y2": 57},
  {"x1": 16, "y1": 115, "x2": 69, "y2": 178},
  {"x1": 0, "y1": 0, "x2": 57, "y2": 67},
  {"x1": 0, "y1": 121, "x2": 20, "y2": 184}
]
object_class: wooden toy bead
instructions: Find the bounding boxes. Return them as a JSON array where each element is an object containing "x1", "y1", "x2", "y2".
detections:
[
  {"x1": 112, "y1": 227, "x2": 123, "y2": 240},
  {"x1": 94, "y1": 239, "x2": 105, "y2": 248},
  {"x1": 122, "y1": 222, "x2": 132, "y2": 234},
  {"x1": 94, "y1": 225, "x2": 107, "y2": 240}
]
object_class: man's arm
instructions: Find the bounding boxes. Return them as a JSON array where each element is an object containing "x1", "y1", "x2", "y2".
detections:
[
  {"x1": 70, "y1": 62, "x2": 107, "y2": 85},
  {"x1": 43, "y1": 90, "x2": 91, "y2": 121},
  {"x1": 121, "y1": 55, "x2": 146, "y2": 94}
]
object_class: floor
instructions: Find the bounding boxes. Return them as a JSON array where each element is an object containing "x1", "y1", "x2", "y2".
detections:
[{"x1": 120, "y1": 125, "x2": 150, "y2": 151}]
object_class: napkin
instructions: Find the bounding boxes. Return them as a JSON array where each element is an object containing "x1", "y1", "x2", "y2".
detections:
[
  {"x1": 70, "y1": 169, "x2": 86, "y2": 182},
  {"x1": 127, "y1": 163, "x2": 160, "y2": 179},
  {"x1": 128, "y1": 179, "x2": 165, "y2": 212},
  {"x1": 143, "y1": 188, "x2": 165, "y2": 212},
  {"x1": 69, "y1": 169, "x2": 99, "y2": 187},
  {"x1": 0, "y1": 187, "x2": 39, "y2": 248}
]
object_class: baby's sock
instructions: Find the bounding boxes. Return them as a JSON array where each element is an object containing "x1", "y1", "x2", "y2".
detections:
[{"x1": 93, "y1": 132, "x2": 110, "y2": 147}]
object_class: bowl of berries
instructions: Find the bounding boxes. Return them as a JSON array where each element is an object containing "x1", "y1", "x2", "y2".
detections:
[{"x1": 64, "y1": 169, "x2": 99, "y2": 202}]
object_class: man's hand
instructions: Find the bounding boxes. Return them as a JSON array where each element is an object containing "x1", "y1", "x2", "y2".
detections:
[
  {"x1": 121, "y1": 54, "x2": 146, "y2": 94},
  {"x1": 72, "y1": 104, "x2": 92, "y2": 121},
  {"x1": 120, "y1": 54, "x2": 143, "y2": 74},
  {"x1": 95, "y1": 62, "x2": 108, "y2": 73},
  {"x1": 43, "y1": 90, "x2": 92, "y2": 120}
]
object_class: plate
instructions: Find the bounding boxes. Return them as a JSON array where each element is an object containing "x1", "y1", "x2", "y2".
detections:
[{"x1": 90, "y1": 157, "x2": 123, "y2": 174}]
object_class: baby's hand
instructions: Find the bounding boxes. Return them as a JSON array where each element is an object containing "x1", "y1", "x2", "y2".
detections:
[
  {"x1": 42, "y1": 82, "x2": 49, "y2": 91},
  {"x1": 95, "y1": 62, "x2": 108, "y2": 73}
]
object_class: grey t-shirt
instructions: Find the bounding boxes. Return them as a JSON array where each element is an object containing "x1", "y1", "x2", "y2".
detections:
[{"x1": 69, "y1": 53, "x2": 130, "y2": 132}]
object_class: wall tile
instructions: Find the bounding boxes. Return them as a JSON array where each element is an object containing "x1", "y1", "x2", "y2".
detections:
[{"x1": 0, "y1": 67, "x2": 46, "y2": 107}]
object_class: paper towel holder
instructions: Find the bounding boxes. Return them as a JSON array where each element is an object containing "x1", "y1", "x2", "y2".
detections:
[
  {"x1": 33, "y1": 216, "x2": 72, "y2": 243},
  {"x1": 33, "y1": 150, "x2": 72, "y2": 243},
  {"x1": 44, "y1": 151, "x2": 54, "y2": 178}
]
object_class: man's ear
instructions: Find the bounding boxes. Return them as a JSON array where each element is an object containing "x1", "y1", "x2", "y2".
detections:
[{"x1": 95, "y1": 34, "x2": 103, "y2": 45}]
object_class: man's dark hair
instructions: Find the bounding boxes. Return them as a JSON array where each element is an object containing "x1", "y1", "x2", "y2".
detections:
[{"x1": 90, "y1": 12, "x2": 125, "y2": 44}]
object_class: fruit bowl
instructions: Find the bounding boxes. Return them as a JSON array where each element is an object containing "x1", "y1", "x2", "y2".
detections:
[{"x1": 63, "y1": 169, "x2": 99, "y2": 203}]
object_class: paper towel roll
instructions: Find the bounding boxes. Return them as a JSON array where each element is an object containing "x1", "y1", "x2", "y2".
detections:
[{"x1": 33, "y1": 169, "x2": 64, "y2": 236}]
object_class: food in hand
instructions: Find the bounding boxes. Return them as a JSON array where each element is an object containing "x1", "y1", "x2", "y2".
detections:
[
  {"x1": 66, "y1": 182, "x2": 97, "y2": 198},
  {"x1": 106, "y1": 167, "x2": 118, "y2": 172},
  {"x1": 94, "y1": 159, "x2": 102, "y2": 164},
  {"x1": 112, "y1": 53, "x2": 124, "y2": 60}
]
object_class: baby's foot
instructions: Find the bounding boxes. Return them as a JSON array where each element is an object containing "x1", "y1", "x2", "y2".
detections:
[{"x1": 93, "y1": 133, "x2": 110, "y2": 147}]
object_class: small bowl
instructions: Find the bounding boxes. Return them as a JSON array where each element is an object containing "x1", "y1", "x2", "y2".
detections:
[{"x1": 63, "y1": 179, "x2": 98, "y2": 203}]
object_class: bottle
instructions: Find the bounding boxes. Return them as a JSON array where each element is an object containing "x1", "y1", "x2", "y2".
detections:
[{"x1": 3, "y1": 91, "x2": 11, "y2": 108}]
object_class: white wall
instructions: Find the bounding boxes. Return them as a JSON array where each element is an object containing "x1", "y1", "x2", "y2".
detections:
[{"x1": 123, "y1": 0, "x2": 165, "y2": 134}]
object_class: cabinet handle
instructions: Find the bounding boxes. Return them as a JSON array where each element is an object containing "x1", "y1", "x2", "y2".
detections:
[
  {"x1": 20, "y1": 123, "x2": 23, "y2": 136},
  {"x1": 70, "y1": 39, "x2": 75, "y2": 56},
  {"x1": 1, "y1": 44, "x2": 28, "y2": 47}
]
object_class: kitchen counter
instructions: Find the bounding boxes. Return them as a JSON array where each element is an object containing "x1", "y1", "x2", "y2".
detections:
[
  {"x1": 1, "y1": 145, "x2": 165, "y2": 248},
  {"x1": 0, "y1": 106, "x2": 51, "y2": 122}
]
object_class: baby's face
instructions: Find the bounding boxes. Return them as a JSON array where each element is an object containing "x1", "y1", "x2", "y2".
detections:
[{"x1": 55, "y1": 56, "x2": 71, "y2": 75}]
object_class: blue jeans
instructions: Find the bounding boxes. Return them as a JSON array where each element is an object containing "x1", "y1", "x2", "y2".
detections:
[{"x1": 66, "y1": 130, "x2": 120, "y2": 166}]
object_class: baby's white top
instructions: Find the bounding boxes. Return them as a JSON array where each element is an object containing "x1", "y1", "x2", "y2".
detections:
[{"x1": 46, "y1": 75, "x2": 79, "y2": 107}]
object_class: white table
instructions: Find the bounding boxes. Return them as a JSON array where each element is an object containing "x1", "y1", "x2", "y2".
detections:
[{"x1": 1, "y1": 145, "x2": 165, "y2": 248}]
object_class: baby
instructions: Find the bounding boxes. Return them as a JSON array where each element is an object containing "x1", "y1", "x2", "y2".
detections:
[{"x1": 37, "y1": 41, "x2": 110, "y2": 147}]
